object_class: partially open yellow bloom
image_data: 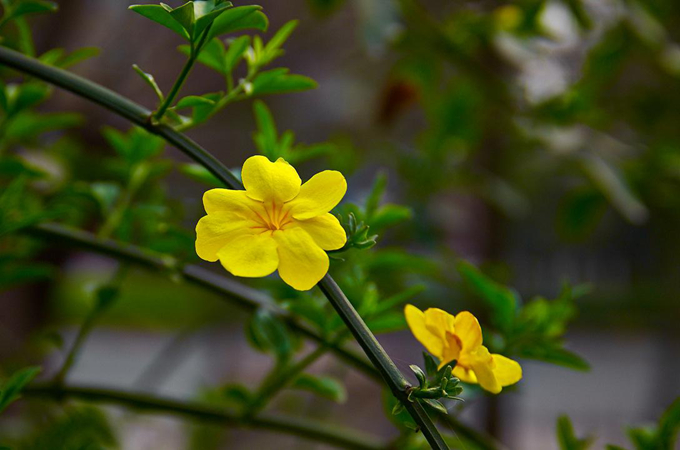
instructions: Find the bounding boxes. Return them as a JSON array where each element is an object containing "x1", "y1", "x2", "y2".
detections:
[
  {"x1": 404, "y1": 304, "x2": 522, "y2": 394},
  {"x1": 195, "y1": 155, "x2": 347, "y2": 291}
]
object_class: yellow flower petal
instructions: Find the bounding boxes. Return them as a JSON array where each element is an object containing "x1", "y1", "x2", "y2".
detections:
[
  {"x1": 438, "y1": 331, "x2": 462, "y2": 369},
  {"x1": 424, "y1": 308, "x2": 456, "y2": 341},
  {"x1": 293, "y1": 213, "x2": 347, "y2": 251},
  {"x1": 195, "y1": 212, "x2": 255, "y2": 262},
  {"x1": 203, "y1": 188, "x2": 254, "y2": 215},
  {"x1": 492, "y1": 354, "x2": 522, "y2": 387},
  {"x1": 288, "y1": 170, "x2": 347, "y2": 220},
  {"x1": 217, "y1": 232, "x2": 279, "y2": 278},
  {"x1": 453, "y1": 365, "x2": 477, "y2": 384},
  {"x1": 469, "y1": 346, "x2": 501, "y2": 394},
  {"x1": 404, "y1": 304, "x2": 445, "y2": 358},
  {"x1": 272, "y1": 227, "x2": 329, "y2": 291},
  {"x1": 242, "y1": 156, "x2": 301, "y2": 203},
  {"x1": 453, "y1": 311, "x2": 483, "y2": 351}
]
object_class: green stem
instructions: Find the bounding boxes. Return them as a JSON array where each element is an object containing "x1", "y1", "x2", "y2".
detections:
[
  {"x1": 52, "y1": 306, "x2": 99, "y2": 385},
  {"x1": 153, "y1": 24, "x2": 213, "y2": 121},
  {"x1": 153, "y1": 54, "x2": 194, "y2": 121},
  {"x1": 0, "y1": 47, "x2": 450, "y2": 449},
  {"x1": 246, "y1": 344, "x2": 329, "y2": 417},
  {"x1": 23, "y1": 384, "x2": 384, "y2": 450},
  {"x1": 53, "y1": 265, "x2": 127, "y2": 385},
  {"x1": 175, "y1": 71, "x2": 256, "y2": 133}
]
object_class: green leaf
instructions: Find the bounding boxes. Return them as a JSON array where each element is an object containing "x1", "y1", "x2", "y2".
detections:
[
  {"x1": 423, "y1": 352, "x2": 439, "y2": 377},
  {"x1": 519, "y1": 345, "x2": 590, "y2": 371},
  {"x1": 175, "y1": 95, "x2": 216, "y2": 109},
  {"x1": 179, "y1": 38, "x2": 227, "y2": 74},
  {"x1": 129, "y1": 4, "x2": 191, "y2": 40},
  {"x1": 90, "y1": 182, "x2": 121, "y2": 215},
  {"x1": 456, "y1": 260, "x2": 518, "y2": 332},
  {"x1": 657, "y1": 398, "x2": 680, "y2": 449},
  {"x1": 250, "y1": 68, "x2": 317, "y2": 96},
  {"x1": 365, "y1": 311, "x2": 406, "y2": 333},
  {"x1": 291, "y1": 373, "x2": 347, "y2": 403},
  {"x1": 168, "y1": 1, "x2": 196, "y2": 37},
  {"x1": 194, "y1": 1, "x2": 233, "y2": 38},
  {"x1": 132, "y1": 64, "x2": 164, "y2": 101},
  {"x1": 224, "y1": 35, "x2": 250, "y2": 73},
  {"x1": 178, "y1": 163, "x2": 225, "y2": 188},
  {"x1": 421, "y1": 398, "x2": 448, "y2": 415},
  {"x1": 409, "y1": 365, "x2": 427, "y2": 387},
  {"x1": 252, "y1": 100, "x2": 278, "y2": 158},
  {"x1": 3, "y1": 0, "x2": 57, "y2": 22},
  {"x1": 246, "y1": 309, "x2": 292, "y2": 364},
  {"x1": 369, "y1": 204, "x2": 412, "y2": 232},
  {"x1": 208, "y1": 5, "x2": 268, "y2": 40},
  {"x1": 8, "y1": 83, "x2": 51, "y2": 115},
  {"x1": 258, "y1": 19, "x2": 297, "y2": 65},
  {"x1": 57, "y1": 47, "x2": 100, "y2": 69},
  {"x1": 5, "y1": 112, "x2": 82, "y2": 142},
  {"x1": 0, "y1": 366, "x2": 41, "y2": 413},
  {"x1": 365, "y1": 171, "x2": 387, "y2": 219},
  {"x1": 557, "y1": 415, "x2": 593, "y2": 450}
]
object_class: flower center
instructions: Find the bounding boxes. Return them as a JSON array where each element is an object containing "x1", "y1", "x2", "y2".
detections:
[{"x1": 254, "y1": 201, "x2": 293, "y2": 231}]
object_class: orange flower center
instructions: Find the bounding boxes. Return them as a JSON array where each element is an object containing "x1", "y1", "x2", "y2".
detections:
[{"x1": 250, "y1": 201, "x2": 294, "y2": 231}]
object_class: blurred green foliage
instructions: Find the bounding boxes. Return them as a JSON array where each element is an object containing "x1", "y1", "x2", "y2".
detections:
[{"x1": 1, "y1": 0, "x2": 680, "y2": 448}]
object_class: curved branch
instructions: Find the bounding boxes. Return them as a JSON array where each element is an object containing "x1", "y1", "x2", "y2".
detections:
[
  {"x1": 23, "y1": 384, "x2": 384, "y2": 450},
  {"x1": 0, "y1": 46, "x2": 449, "y2": 449},
  {"x1": 26, "y1": 223, "x2": 377, "y2": 380}
]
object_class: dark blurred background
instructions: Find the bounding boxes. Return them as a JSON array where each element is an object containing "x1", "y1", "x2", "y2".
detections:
[{"x1": 2, "y1": 0, "x2": 680, "y2": 449}]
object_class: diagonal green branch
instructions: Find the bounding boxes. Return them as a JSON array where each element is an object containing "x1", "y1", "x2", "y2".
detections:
[
  {"x1": 23, "y1": 383, "x2": 384, "y2": 450},
  {"x1": 26, "y1": 223, "x2": 377, "y2": 380},
  {"x1": 0, "y1": 45, "x2": 449, "y2": 449}
]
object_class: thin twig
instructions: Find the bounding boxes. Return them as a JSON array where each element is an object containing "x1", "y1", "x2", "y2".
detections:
[{"x1": 23, "y1": 384, "x2": 384, "y2": 450}]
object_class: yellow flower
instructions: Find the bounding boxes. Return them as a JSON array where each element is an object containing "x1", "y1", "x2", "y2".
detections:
[
  {"x1": 195, "y1": 155, "x2": 347, "y2": 291},
  {"x1": 404, "y1": 304, "x2": 522, "y2": 394}
]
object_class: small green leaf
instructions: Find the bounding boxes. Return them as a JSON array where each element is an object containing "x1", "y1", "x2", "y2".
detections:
[
  {"x1": 557, "y1": 415, "x2": 593, "y2": 450},
  {"x1": 457, "y1": 260, "x2": 518, "y2": 332},
  {"x1": 423, "y1": 352, "x2": 439, "y2": 377},
  {"x1": 370, "y1": 204, "x2": 412, "y2": 232},
  {"x1": 252, "y1": 100, "x2": 278, "y2": 158},
  {"x1": 657, "y1": 398, "x2": 680, "y2": 449},
  {"x1": 519, "y1": 345, "x2": 590, "y2": 371},
  {"x1": 175, "y1": 95, "x2": 216, "y2": 110},
  {"x1": 208, "y1": 5, "x2": 268, "y2": 40},
  {"x1": 409, "y1": 365, "x2": 427, "y2": 387},
  {"x1": 4, "y1": 0, "x2": 57, "y2": 22},
  {"x1": 251, "y1": 68, "x2": 317, "y2": 96},
  {"x1": 179, "y1": 38, "x2": 226, "y2": 74},
  {"x1": 246, "y1": 309, "x2": 292, "y2": 364},
  {"x1": 168, "y1": 1, "x2": 196, "y2": 37},
  {"x1": 258, "y1": 20, "x2": 297, "y2": 66},
  {"x1": 90, "y1": 182, "x2": 121, "y2": 215},
  {"x1": 58, "y1": 47, "x2": 100, "y2": 69},
  {"x1": 365, "y1": 171, "x2": 387, "y2": 219},
  {"x1": 292, "y1": 373, "x2": 347, "y2": 403},
  {"x1": 224, "y1": 35, "x2": 250, "y2": 73},
  {"x1": 178, "y1": 163, "x2": 225, "y2": 188},
  {"x1": 8, "y1": 83, "x2": 51, "y2": 115},
  {"x1": 0, "y1": 366, "x2": 41, "y2": 413},
  {"x1": 132, "y1": 64, "x2": 164, "y2": 101},
  {"x1": 421, "y1": 398, "x2": 448, "y2": 415},
  {"x1": 129, "y1": 4, "x2": 191, "y2": 40},
  {"x1": 194, "y1": 1, "x2": 233, "y2": 38}
]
